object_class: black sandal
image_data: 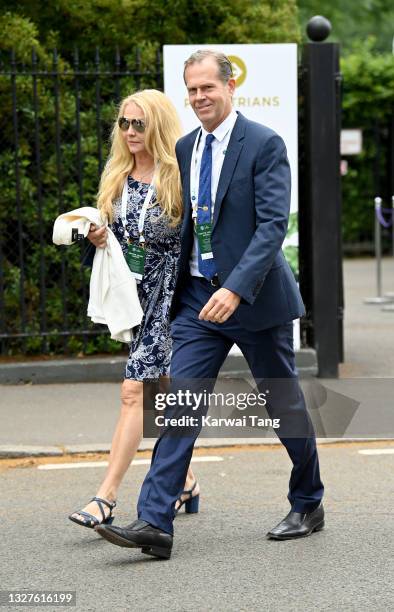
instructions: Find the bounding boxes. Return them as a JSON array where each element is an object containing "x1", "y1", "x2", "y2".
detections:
[
  {"x1": 174, "y1": 481, "x2": 200, "y2": 515},
  {"x1": 68, "y1": 496, "x2": 116, "y2": 529}
]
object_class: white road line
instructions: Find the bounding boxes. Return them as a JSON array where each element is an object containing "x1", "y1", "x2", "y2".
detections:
[
  {"x1": 358, "y1": 449, "x2": 394, "y2": 456},
  {"x1": 38, "y1": 461, "x2": 110, "y2": 470},
  {"x1": 37, "y1": 456, "x2": 224, "y2": 470},
  {"x1": 190, "y1": 456, "x2": 224, "y2": 463}
]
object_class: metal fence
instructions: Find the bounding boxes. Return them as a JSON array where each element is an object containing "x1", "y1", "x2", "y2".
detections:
[{"x1": 0, "y1": 48, "x2": 162, "y2": 355}]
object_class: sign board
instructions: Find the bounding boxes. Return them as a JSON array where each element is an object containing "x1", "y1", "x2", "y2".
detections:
[{"x1": 341, "y1": 129, "x2": 363, "y2": 155}]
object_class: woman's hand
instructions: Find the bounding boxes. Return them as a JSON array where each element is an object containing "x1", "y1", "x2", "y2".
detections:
[{"x1": 87, "y1": 224, "x2": 107, "y2": 248}]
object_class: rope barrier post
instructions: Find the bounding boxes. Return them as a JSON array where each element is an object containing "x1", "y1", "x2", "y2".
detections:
[
  {"x1": 364, "y1": 197, "x2": 393, "y2": 304},
  {"x1": 376, "y1": 197, "x2": 382, "y2": 296},
  {"x1": 392, "y1": 195, "x2": 394, "y2": 258},
  {"x1": 382, "y1": 194, "x2": 394, "y2": 301},
  {"x1": 381, "y1": 194, "x2": 394, "y2": 310}
]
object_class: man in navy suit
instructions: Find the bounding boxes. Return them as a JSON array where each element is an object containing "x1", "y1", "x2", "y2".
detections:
[{"x1": 97, "y1": 50, "x2": 324, "y2": 558}]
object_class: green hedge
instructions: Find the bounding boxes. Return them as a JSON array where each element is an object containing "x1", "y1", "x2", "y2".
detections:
[{"x1": 340, "y1": 40, "x2": 394, "y2": 247}]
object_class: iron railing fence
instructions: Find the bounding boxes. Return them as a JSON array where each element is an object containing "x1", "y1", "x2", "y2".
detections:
[{"x1": 0, "y1": 48, "x2": 162, "y2": 355}]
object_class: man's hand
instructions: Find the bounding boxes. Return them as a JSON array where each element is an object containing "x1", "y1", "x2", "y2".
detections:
[
  {"x1": 199, "y1": 288, "x2": 241, "y2": 323},
  {"x1": 87, "y1": 224, "x2": 107, "y2": 248}
]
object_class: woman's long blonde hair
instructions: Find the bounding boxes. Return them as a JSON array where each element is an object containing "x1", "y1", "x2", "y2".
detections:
[{"x1": 97, "y1": 89, "x2": 183, "y2": 226}]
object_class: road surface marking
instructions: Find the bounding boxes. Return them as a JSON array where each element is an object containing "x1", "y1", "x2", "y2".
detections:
[
  {"x1": 38, "y1": 461, "x2": 110, "y2": 470},
  {"x1": 37, "y1": 455, "x2": 224, "y2": 470},
  {"x1": 190, "y1": 456, "x2": 224, "y2": 463},
  {"x1": 358, "y1": 449, "x2": 394, "y2": 455}
]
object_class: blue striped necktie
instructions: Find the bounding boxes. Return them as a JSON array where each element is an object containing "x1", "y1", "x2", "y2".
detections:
[{"x1": 197, "y1": 133, "x2": 217, "y2": 280}]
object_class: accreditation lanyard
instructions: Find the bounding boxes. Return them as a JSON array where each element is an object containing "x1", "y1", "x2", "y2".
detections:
[
  {"x1": 121, "y1": 177, "x2": 155, "y2": 281},
  {"x1": 189, "y1": 130, "x2": 214, "y2": 260},
  {"x1": 190, "y1": 129, "x2": 203, "y2": 222}
]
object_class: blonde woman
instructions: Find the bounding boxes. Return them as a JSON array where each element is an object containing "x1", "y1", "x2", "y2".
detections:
[{"x1": 69, "y1": 90, "x2": 199, "y2": 529}]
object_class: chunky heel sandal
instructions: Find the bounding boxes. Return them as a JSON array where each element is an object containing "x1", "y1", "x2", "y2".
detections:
[
  {"x1": 185, "y1": 494, "x2": 199, "y2": 514},
  {"x1": 174, "y1": 481, "x2": 200, "y2": 515},
  {"x1": 68, "y1": 496, "x2": 116, "y2": 529}
]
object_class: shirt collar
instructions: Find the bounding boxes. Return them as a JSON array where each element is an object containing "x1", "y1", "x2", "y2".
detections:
[{"x1": 201, "y1": 109, "x2": 238, "y2": 143}]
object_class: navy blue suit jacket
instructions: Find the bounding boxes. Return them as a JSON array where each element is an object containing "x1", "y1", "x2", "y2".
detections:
[{"x1": 172, "y1": 112, "x2": 305, "y2": 331}]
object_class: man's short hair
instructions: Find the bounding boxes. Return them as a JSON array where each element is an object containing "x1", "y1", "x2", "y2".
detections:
[{"x1": 183, "y1": 49, "x2": 233, "y2": 84}]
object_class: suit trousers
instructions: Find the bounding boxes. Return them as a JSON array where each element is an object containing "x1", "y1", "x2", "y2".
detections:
[{"x1": 137, "y1": 276, "x2": 324, "y2": 535}]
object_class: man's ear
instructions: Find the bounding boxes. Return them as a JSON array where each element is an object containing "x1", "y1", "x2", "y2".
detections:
[{"x1": 228, "y1": 78, "x2": 236, "y2": 96}]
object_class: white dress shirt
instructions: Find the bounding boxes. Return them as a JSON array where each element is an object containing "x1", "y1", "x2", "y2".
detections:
[{"x1": 189, "y1": 109, "x2": 238, "y2": 277}]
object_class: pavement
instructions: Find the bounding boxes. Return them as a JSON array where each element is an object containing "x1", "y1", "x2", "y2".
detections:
[
  {"x1": 340, "y1": 257, "x2": 394, "y2": 377},
  {"x1": 0, "y1": 257, "x2": 393, "y2": 457},
  {"x1": 0, "y1": 375, "x2": 393, "y2": 458},
  {"x1": 0, "y1": 348, "x2": 319, "y2": 385}
]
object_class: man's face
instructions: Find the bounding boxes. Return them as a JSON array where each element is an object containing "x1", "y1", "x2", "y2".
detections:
[{"x1": 185, "y1": 57, "x2": 235, "y2": 132}]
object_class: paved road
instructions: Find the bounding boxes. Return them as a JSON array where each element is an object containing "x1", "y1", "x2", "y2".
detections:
[{"x1": 1, "y1": 443, "x2": 393, "y2": 611}]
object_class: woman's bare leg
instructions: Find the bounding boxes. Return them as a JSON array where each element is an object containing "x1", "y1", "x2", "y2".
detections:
[
  {"x1": 71, "y1": 377, "x2": 199, "y2": 521},
  {"x1": 72, "y1": 379, "x2": 143, "y2": 521}
]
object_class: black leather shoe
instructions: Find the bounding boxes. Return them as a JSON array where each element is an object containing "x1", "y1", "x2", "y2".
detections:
[
  {"x1": 95, "y1": 519, "x2": 173, "y2": 559},
  {"x1": 266, "y1": 504, "x2": 324, "y2": 540}
]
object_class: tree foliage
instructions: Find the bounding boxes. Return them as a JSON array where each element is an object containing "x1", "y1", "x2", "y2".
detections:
[
  {"x1": 3, "y1": 0, "x2": 300, "y2": 59},
  {"x1": 340, "y1": 40, "x2": 394, "y2": 245},
  {"x1": 298, "y1": 0, "x2": 394, "y2": 53}
]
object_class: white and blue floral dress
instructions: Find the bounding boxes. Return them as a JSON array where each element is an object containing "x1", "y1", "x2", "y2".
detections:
[{"x1": 111, "y1": 176, "x2": 181, "y2": 380}]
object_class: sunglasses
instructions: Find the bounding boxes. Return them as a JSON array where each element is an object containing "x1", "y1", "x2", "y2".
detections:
[{"x1": 118, "y1": 117, "x2": 146, "y2": 133}]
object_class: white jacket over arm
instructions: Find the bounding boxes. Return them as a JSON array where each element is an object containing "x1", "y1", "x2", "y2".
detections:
[{"x1": 52, "y1": 207, "x2": 143, "y2": 343}]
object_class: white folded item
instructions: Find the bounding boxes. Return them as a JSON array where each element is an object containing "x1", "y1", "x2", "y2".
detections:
[{"x1": 53, "y1": 207, "x2": 143, "y2": 343}]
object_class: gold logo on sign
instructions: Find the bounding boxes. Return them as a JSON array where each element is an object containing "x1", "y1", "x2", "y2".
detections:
[{"x1": 228, "y1": 55, "x2": 247, "y2": 88}]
